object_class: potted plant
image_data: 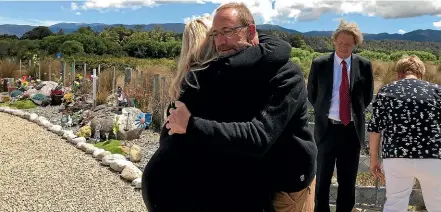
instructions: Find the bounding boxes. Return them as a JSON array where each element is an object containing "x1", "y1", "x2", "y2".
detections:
[{"x1": 50, "y1": 89, "x2": 64, "y2": 105}]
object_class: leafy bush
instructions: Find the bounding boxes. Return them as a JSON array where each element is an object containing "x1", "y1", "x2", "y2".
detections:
[{"x1": 94, "y1": 140, "x2": 126, "y2": 155}]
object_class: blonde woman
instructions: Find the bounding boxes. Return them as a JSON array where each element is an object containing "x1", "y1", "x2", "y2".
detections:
[
  {"x1": 368, "y1": 55, "x2": 441, "y2": 212},
  {"x1": 142, "y1": 14, "x2": 293, "y2": 211}
]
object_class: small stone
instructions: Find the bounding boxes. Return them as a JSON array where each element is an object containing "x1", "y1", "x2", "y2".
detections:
[
  {"x1": 129, "y1": 144, "x2": 141, "y2": 162},
  {"x1": 120, "y1": 165, "x2": 143, "y2": 182},
  {"x1": 102, "y1": 154, "x2": 126, "y2": 166},
  {"x1": 49, "y1": 125, "x2": 63, "y2": 135},
  {"x1": 96, "y1": 151, "x2": 111, "y2": 160},
  {"x1": 72, "y1": 137, "x2": 86, "y2": 145},
  {"x1": 110, "y1": 159, "x2": 133, "y2": 172},
  {"x1": 132, "y1": 178, "x2": 142, "y2": 189},
  {"x1": 29, "y1": 113, "x2": 38, "y2": 121},
  {"x1": 76, "y1": 142, "x2": 85, "y2": 149},
  {"x1": 92, "y1": 149, "x2": 105, "y2": 158}
]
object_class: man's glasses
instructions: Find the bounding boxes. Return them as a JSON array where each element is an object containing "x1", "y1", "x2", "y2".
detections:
[{"x1": 209, "y1": 25, "x2": 248, "y2": 38}]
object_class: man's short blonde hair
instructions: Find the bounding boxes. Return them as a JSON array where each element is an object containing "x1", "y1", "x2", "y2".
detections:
[
  {"x1": 396, "y1": 55, "x2": 426, "y2": 76},
  {"x1": 331, "y1": 20, "x2": 363, "y2": 46},
  {"x1": 215, "y1": 2, "x2": 255, "y2": 26}
]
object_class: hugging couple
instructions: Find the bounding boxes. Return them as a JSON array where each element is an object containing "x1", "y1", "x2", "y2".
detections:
[{"x1": 141, "y1": 2, "x2": 317, "y2": 212}]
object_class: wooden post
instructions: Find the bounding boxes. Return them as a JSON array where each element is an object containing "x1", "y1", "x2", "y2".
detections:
[
  {"x1": 83, "y1": 63, "x2": 87, "y2": 82},
  {"x1": 145, "y1": 73, "x2": 150, "y2": 92},
  {"x1": 72, "y1": 61, "x2": 76, "y2": 83},
  {"x1": 124, "y1": 67, "x2": 132, "y2": 85},
  {"x1": 112, "y1": 67, "x2": 116, "y2": 94},
  {"x1": 160, "y1": 76, "x2": 167, "y2": 125},
  {"x1": 38, "y1": 63, "x2": 41, "y2": 79},
  {"x1": 61, "y1": 60, "x2": 66, "y2": 85},
  {"x1": 19, "y1": 59, "x2": 22, "y2": 77},
  {"x1": 152, "y1": 74, "x2": 161, "y2": 131},
  {"x1": 92, "y1": 68, "x2": 97, "y2": 109},
  {"x1": 49, "y1": 63, "x2": 51, "y2": 81}
]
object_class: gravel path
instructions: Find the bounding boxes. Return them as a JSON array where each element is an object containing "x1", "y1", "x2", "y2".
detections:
[{"x1": 0, "y1": 112, "x2": 147, "y2": 212}]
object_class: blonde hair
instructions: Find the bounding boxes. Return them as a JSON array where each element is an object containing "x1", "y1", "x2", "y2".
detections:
[
  {"x1": 215, "y1": 2, "x2": 255, "y2": 26},
  {"x1": 169, "y1": 16, "x2": 217, "y2": 101},
  {"x1": 396, "y1": 55, "x2": 426, "y2": 76},
  {"x1": 331, "y1": 20, "x2": 363, "y2": 46}
]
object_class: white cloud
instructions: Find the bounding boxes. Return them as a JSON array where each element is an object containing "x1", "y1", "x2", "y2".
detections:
[
  {"x1": 184, "y1": 13, "x2": 211, "y2": 24},
  {"x1": 71, "y1": 2, "x2": 79, "y2": 11},
  {"x1": 0, "y1": 16, "x2": 77, "y2": 26},
  {"x1": 76, "y1": 12, "x2": 82, "y2": 16},
  {"x1": 397, "y1": 29, "x2": 406, "y2": 34},
  {"x1": 433, "y1": 20, "x2": 441, "y2": 28},
  {"x1": 71, "y1": 0, "x2": 441, "y2": 24}
]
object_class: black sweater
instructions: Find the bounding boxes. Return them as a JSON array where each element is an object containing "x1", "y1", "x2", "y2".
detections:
[{"x1": 142, "y1": 34, "x2": 317, "y2": 212}]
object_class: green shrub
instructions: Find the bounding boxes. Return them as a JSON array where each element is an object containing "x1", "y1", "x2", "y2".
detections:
[{"x1": 94, "y1": 140, "x2": 126, "y2": 155}]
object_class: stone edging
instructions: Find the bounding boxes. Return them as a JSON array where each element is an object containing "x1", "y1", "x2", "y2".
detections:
[{"x1": 0, "y1": 107, "x2": 143, "y2": 189}]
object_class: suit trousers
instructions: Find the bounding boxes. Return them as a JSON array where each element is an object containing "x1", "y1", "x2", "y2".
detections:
[{"x1": 315, "y1": 120, "x2": 361, "y2": 212}]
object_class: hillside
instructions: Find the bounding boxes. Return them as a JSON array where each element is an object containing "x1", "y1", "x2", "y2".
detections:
[{"x1": 2, "y1": 22, "x2": 441, "y2": 43}]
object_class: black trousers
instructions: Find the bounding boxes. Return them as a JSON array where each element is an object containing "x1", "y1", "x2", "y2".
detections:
[{"x1": 314, "y1": 120, "x2": 361, "y2": 212}]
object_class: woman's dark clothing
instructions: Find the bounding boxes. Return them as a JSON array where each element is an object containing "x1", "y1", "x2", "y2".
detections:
[
  {"x1": 142, "y1": 34, "x2": 317, "y2": 212},
  {"x1": 368, "y1": 78, "x2": 441, "y2": 159}
]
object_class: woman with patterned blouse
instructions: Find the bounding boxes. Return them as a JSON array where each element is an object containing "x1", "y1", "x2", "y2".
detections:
[{"x1": 368, "y1": 55, "x2": 441, "y2": 212}]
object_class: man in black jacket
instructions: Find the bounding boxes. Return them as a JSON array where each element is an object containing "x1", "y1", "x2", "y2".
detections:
[
  {"x1": 165, "y1": 2, "x2": 317, "y2": 212},
  {"x1": 307, "y1": 20, "x2": 374, "y2": 212}
]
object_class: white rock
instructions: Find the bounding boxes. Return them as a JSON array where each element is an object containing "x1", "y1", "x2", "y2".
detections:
[
  {"x1": 96, "y1": 151, "x2": 112, "y2": 160},
  {"x1": 29, "y1": 113, "x2": 38, "y2": 121},
  {"x1": 110, "y1": 159, "x2": 133, "y2": 172},
  {"x1": 42, "y1": 120, "x2": 52, "y2": 129},
  {"x1": 102, "y1": 154, "x2": 126, "y2": 166},
  {"x1": 0, "y1": 107, "x2": 4, "y2": 112},
  {"x1": 12, "y1": 110, "x2": 24, "y2": 117},
  {"x1": 132, "y1": 178, "x2": 142, "y2": 189},
  {"x1": 37, "y1": 117, "x2": 48, "y2": 125},
  {"x1": 72, "y1": 137, "x2": 86, "y2": 145},
  {"x1": 92, "y1": 149, "x2": 105, "y2": 158},
  {"x1": 120, "y1": 165, "x2": 143, "y2": 181},
  {"x1": 76, "y1": 142, "x2": 85, "y2": 149},
  {"x1": 22, "y1": 112, "x2": 31, "y2": 120},
  {"x1": 62, "y1": 130, "x2": 74, "y2": 139},
  {"x1": 82, "y1": 144, "x2": 97, "y2": 154},
  {"x1": 50, "y1": 125, "x2": 64, "y2": 135}
]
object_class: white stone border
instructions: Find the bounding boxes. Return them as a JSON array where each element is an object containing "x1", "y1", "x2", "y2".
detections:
[{"x1": 0, "y1": 106, "x2": 143, "y2": 189}]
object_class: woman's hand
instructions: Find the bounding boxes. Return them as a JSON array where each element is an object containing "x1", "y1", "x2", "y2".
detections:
[{"x1": 370, "y1": 158, "x2": 385, "y2": 185}]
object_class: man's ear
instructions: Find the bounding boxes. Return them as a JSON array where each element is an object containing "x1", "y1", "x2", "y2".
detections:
[{"x1": 247, "y1": 24, "x2": 256, "y2": 40}]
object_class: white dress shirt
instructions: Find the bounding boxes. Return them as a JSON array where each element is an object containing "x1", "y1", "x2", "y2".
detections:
[{"x1": 328, "y1": 52, "x2": 353, "y2": 121}]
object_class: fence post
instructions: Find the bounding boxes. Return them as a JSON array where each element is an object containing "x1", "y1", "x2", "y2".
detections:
[
  {"x1": 113, "y1": 66, "x2": 116, "y2": 94},
  {"x1": 72, "y1": 61, "x2": 76, "y2": 84},
  {"x1": 38, "y1": 63, "x2": 41, "y2": 80},
  {"x1": 49, "y1": 63, "x2": 51, "y2": 81},
  {"x1": 19, "y1": 59, "x2": 22, "y2": 77},
  {"x1": 145, "y1": 73, "x2": 150, "y2": 92},
  {"x1": 161, "y1": 76, "x2": 167, "y2": 125},
  {"x1": 124, "y1": 67, "x2": 132, "y2": 85},
  {"x1": 61, "y1": 60, "x2": 66, "y2": 85},
  {"x1": 152, "y1": 74, "x2": 161, "y2": 131},
  {"x1": 83, "y1": 63, "x2": 87, "y2": 82},
  {"x1": 92, "y1": 68, "x2": 97, "y2": 109}
]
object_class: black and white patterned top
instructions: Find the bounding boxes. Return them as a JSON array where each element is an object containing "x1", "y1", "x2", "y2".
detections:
[{"x1": 367, "y1": 78, "x2": 441, "y2": 159}]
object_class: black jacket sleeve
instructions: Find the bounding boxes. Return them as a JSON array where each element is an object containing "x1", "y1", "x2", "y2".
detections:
[
  {"x1": 364, "y1": 60, "x2": 374, "y2": 108},
  {"x1": 227, "y1": 33, "x2": 291, "y2": 68},
  {"x1": 307, "y1": 59, "x2": 318, "y2": 105},
  {"x1": 185, "y1": 62, "x2": 306, "y2": 158}
]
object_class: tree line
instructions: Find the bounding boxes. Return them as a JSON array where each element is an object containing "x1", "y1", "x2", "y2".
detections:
[{"x1": 1, "y1": 25, "x2": 441, "y2": 62}]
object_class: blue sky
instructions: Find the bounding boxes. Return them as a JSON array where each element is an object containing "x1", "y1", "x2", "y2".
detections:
[{"x1": 0, "y1": 1, "x2": 441, "y2": 34}]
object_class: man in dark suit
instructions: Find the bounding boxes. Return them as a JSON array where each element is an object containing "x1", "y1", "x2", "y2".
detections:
[{"x1": 307, "y1": 20, "x2": 374, "y2": 212}]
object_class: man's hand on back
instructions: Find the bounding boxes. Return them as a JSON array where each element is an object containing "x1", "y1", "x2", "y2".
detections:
[{"x1": 166, "y1": 101, "x2": 191, "y2": 135}]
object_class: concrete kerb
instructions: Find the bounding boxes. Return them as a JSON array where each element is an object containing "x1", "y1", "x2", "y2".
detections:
[{"x1": 0, "y1": 106, "x2": 143, "y2": 189}]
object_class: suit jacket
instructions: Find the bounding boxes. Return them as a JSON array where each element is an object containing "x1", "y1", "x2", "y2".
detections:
[{"x1": 307, "y1": 52, "x2": 374, "y2": 146}]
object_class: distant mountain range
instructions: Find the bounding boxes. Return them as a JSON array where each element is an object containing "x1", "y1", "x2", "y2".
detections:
[{"x1": 2, "y1": 22, "x2": 441, "y2": 43}]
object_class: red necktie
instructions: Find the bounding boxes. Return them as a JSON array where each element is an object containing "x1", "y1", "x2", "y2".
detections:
[{"x1": 340, "y1": 60, "x2": 351, "y2": 126}]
